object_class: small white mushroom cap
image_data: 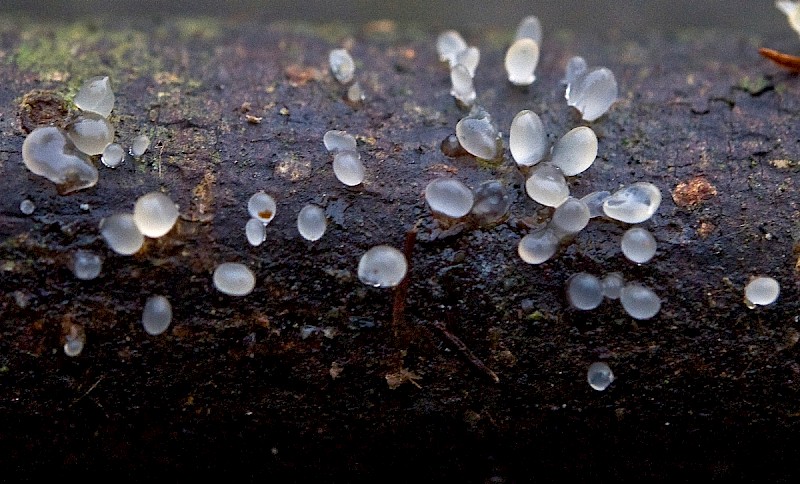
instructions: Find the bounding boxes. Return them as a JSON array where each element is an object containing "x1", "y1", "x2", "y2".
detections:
[
  {"x1": 470, "y1": 180, "x2": 510, "y2": 224},
  {"x1": 63, "y1": 326, "x2": 85, "y2": 357},
  {"x1": 603, "y1": 182, "x2": 661, "y2": 224},
  {"x1": 130, "y1": 135, "x2": 151, "y2": 157},
  {"x1": 66, "y1": 113, "x2": 114, "y2": 156},
  {"x1": 71, "y1": 250, "x2": 102, "y2": 280},
  {"x1": 744, "y1": 276, "x2": 780, "y2": 307},
  {"x1": 213, "y1": 262, "x2": 256, "y2": 296},
  {"x1": 73, "y1": 76, "x2": 115, "y2": 118},
  {"x1": 514, "y1": 15, "x2": 543, "y2": 45},
  {"x1": 551, "y1": 197, "x2": 591, "y2": 236},
  {"x1": 517, "y1": 228, "x2": 559, "y2": 264},
  {"x1": 333, "y1": 150, "x2": 366, "y2": 186},
  {"x1": 450, "y1": 64, "x2": 476, "y2": 106},
  {"x1": 142, "y1": 295, "x2": 172, "y2": 336},
  {"x1": 329, "y1": 48, "x2": 355, "y2": 84},
  {"x1": 455, "y1": 46, "x2": 480, "y2": 77},
  {"x1": 525, "y1": 163, "x2": 569, "y2": 207},
  {"x1": 358, "y1": 245, "x2": 407, "y2": 288},
  {"x1": 550, "y1": 126, "x2": 598, "y2": 176},
  {"x1": 621, "y1": 227, "x2": 657, "y2": 264},
  {"x1": 567, "y1": 272, "x2": 604, "y2": 310},
  {"x1": 620, "y1": 283, "x2": 661, "y2": 320},
  {"x1": 580, "y1": 191, "x2": 611, "y2": 218},
  {"x1": 777, "y1": 1, "x2": 800, "y2": 36},
  {"x1": 504, "y1": 38, "x2": 540, "y2": 86},
  {"x1": 563, "y1": 56, "x2": 588, "y2": 87},
  {"x1": 101, "y1": 143, "x2": 125, "y2": 168},
  {"x1": 297, "y1": 204, "x2": 327, "y2": 241},
  {"x1": 509, "y1": 110, "x2": 547, "y2": 167},
  {"x1": 347, "y1": 82, "x2": 366, "y2": 103},
  {"x1": 245, "y1": 218, "x2": 266, "y2": 246},
  {"x1": 567, "y1": 67, "x2": 618, "y2": 121},
  {"x1": 22, "y1": 127, "x2": 98, "y2": 194},
  {"x1": 425, "y1": 177, "x2": 474, "y2": 218},
  {"x1": 100, "y1": 213, "x2": 144, "y2": 255},
  {"x1": 455, "y1": 111, "x2": 499, "y2": 160},
  {"x1": 133, "y1": 192, "x2": 179, "y2": 238},
  {"x1": 248, "y1": 191, "x2": 277, "y2": 225},
  {"x1": 323, "y1": 130, "x2": 357, "y2": 153},
  {"x1": 601, "y1": 272, "x2": 625, "y2": 300},
  {"x1": 19, "y1": 199, "x2": 35, "y2": 215},
  {"x1": 436, "y1": 30, "x2": 468, "y2": 64},
  {"x1": 587, "y1": 362, "x2": 614, "y2": 391}
]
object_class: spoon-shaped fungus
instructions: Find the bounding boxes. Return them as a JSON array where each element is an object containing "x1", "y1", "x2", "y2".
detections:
[
  {"x1": 514, "y1": 15, "x2": 543, "y2": 45},
  {"x1": 425, "y1": 177, "x2": 474, "y2": 218},
  {"x1": 297, "y1": 204, "x2": 327, "y2": 241},
  {"x1": 22, "y1": 126, "x2": 98, "y2": 194},
  {"x1": 347, "y1": 82, "x2": 366, "y2": 103},
  {"x1": 525, "y1": 164, "x2": 569, "y2": 207},
  {"x1": 621, "y1": 227, "x2": 657, "y2": 263},
  {"x1": 73, "y1": 76, "x2": 115, "y2": 118},
  {"x1": 100, "y1": 213, "x2": 145, "y2": 255},
  {"x1": 63, "y1": 325, "x2": 85, "y2": 357},
  {"x1": 470, "y1": 180, "x2": 511, "y2": 224},
  {"x1": 517, "y1": 228, "x2": 559, "y2": 264},
  {"x1": 66, "y1": 113, "x2": 114, "y2": 156},
  {"x1": 436, "y1": 30, "x2": 468, "y2": 64},
  {"x1": 567, "y1": 272, "x2": 604, "y2": 310},
  {"x1": 101, "y1": 143, "x2": 125, "y2": 168},
  {"x1": 563, "y1": 56, "x2": 588, "y2": 87},
  {"x1": 358, "y1": 245, "x2": 408, "y2": 288},
  {"x1": 455, "y1": 109, "x2": 500, "y2": 160},
  {"x1": 455, "y1": 46, "x2": 480, "y2": 77},
  {"x1": 580, "y1": 190, "x2": 610, "y2": 218},
  {"x1": 603, "y1": 182, "x2": 661, "y2": 224},
  {"x1": 550, "y1": 126, "x2": 598, "y2": 176},
  {"x1": 744, "y1": 276, "x2": 780, "y2": 307},
  {"x1": 601, "y1": 272, "x2": 625, "y2": 300},
  {"x1": 566, "y1": 64, "x2": 618, "y2": 121},
  {"x1": 587, "y1": 362, "x2": 614, "y2": 391},
  {"x1": 323, "y1": 130, "x2": 357, "y2": 153},
  {"x1": 248, "y1": 191, "x2": 277, "y2": 225},
  {"x1": 329, "y1": 48, "x2": 355, "y2": 84},
  {"x1": 142, "y1": 295, "x2": 172, "y2": 335},
  {"x1": 133, "y1": 192, "x2": 179, "y2": 238},
  {"x1": 19, "y1": 199, "x2": 35, "y2": 215},
  {"x1": 505, "y1": 38, "x2": 540, "y2": 86},
  {"x1": 245, "y1": 218, "x2": 266, "y2": 246},
  {"x1": 620, "y1": 283, "x2": 661, "y2": 320},
  {"x1": 130, "y1": 135, "x2": 151, "y2": 157},
  {"x1": 333, "y1": 150, "x2": 366, "y2": 186},
  {"x1": 509, "y1": 110, "x2": 547, "y2": 167},
  {"x1": 450, "y1": 64, "x2": 476, "y2": 106},
  {"x1": 551, "y1": 197, "x2": 590, "y2": 236},
  {"x1": 71, "y1": 250, "x2": 102, "y2": 280},
  {"x1": 777, "y1": 1, "x2": 800, "y2": 36},
  {"x1": 213, "y1": 262, "x2": 256, "y2": 296}
]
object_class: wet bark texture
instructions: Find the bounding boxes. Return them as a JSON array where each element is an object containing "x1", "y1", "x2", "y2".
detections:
[{"x1": 1, "y1": 16, "x2": 799, "y2": 483}]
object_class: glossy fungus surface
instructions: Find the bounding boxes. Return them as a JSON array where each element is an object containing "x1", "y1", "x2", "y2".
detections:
[
  {"x1": 549, "y1": 126, "x2": 598, "y2": 176},
  {"x1": 213, "y1": 263, "x2": 256, "y2": 296},
  {"x1": 450, "y1": 64, "x2": 476, "y2": 106},
  {"x1": 505, "y1": 38, "x2": 539, "y2": 86},
  {"x1": 509, "y1": 110, "x2": 547, "y2": 167},
  {"x1": 517, "y1": 228, "x2": 559, "y2": 264},
  {"x1": 133, "y1": 192, "x2": 179, "y2": 238},
  {"x1": 620, "y1": 283, "x2": 662, "y2": 319},
  {"x1": 587, "y1": 362, "x2": 614, "y2": 391},
  {"x1": 603, "y1": 182, "x2": 661, "y2": 224},
  {"x1": 744, "y1": 277, "x2": 780, "y2": 306},
  {"x1": 551, "y1": 197, "x2": 590, "y2": 236},
  {"x1": 333, "y1": 150, "x2": 365, "y2": 186},
  {"x1": 73, "y1": 75, "x2": 115, "y2": 118},
  {"x1": 357, "y1": 245, "x2": 408, "y2": 288},
  {"x1": 470, "y1": 180, "x2": 510, "y2": 224},
  {"x1": 455, "y1": 111, "x2": 499, "y2": 160},
  {"x1": 142, "y1": 295, "x2": 173, "y2": 336},
  {"x1": 245, "y1": 218, "x2": 266, "y2": 246},
  {"x1": 436, "y1": 30, "x2": 468, "y2": 64},
  {"x1": 101, "y1": 143, "x2": 125, "y2": 168},
  {"x1": 19, "y1": 199, "x2": 35, "y2": 215},
  {"x1": 248, "y1": 191, "x2": 277, "y2": 224},
  {"x1": 131, "y1": 135, "x2": 151, "y2": 157},
  {"x1": 425, "y1": 177, "x2": 474, "y2": 218},
  {"x1": 601, "y1": 272, "x2": 625, "y2": 300},
  {"x1": 297, "y1": 204, "x2": 327, "y2": 241},
  {"x1": 514, "y1": 15, "x2": 543, "y2": 45},
  {"x1": 323, "y1": 130, "x2": 357, "y2": 153},
  {"x1": 621, "y1": 227, "x2": 657, "y2": 263},
  {"x1": 100, "y1": 213, "x2": 144, "y2": 255},
  {"x1": 566, "y1": 67, "x2": 618, "y2": 121},
  {"x1": 72, "y1": 250, "x2": 102, "y2": 280},
  {"x1": 22, "y1": 127, "x2": 98, "y2": 194},
  {"x1": 567, "y1": 272, "x2": 604, "y2": 310},
  {"x1": 66, "y1": 113, "x2": 114, "y2": 156},
  {"x1": 329, "y1": 48, "x2": 355, "y2": 84},
  {"x1": 525, "y1": 163, "x2": 569, "y2": 207}
]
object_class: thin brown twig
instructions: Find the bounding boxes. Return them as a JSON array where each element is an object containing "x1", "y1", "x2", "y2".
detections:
[
  {"x1": 71, "y1": 376, "x2": 104, "y2": 406},
  {"x1": 392, "y1": 222, "x2": 418, "y2": 337},
  {"x1": 759, "y1": 47, "x2": 800, "y2": 72},
  {"x1": 432, "y1": 321, "x2": 500, "y2": 384}
]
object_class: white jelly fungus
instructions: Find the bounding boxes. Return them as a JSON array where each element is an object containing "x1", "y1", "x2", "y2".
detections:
[
  {"x1": 777, "y1": 1, "x2": 800, "y2": 36},
  {"x1": 514, "y1": 15, "x2": 543, "y2": 45},
  {"x1": 566, "y1": 65, "x2": 618, "y2": 122},
  {"x1": 19, "y1": 199, "x2": 35, "y2": 215},
  {"x1": 517, "y1": 228, "x2": 559, "y2": 264},
  {"x1": 333, "y1": 150, "x2": 366, "y2": 186},
  {"x1": 329, "y1": 48, "x2": 355, "y2": 84},
  {"x1": 744, "y1": 276, "x2": 780, "y2": 307},
  {"x1": 525, "y1": 163, "x2": 569, "y2": 207},
  {"x1": 142, "y1": 295, "x2": 172, "y2": 336},
  {"x1": 509, "y1": 110, "x2": 547, "y2": 167},
  {"x1": 450, "y1": 64, "x2": 476, "y2": 106},
  {"x1": 601, "y1": 272, "x2": 625, "y2": 300},
  {"x1": 580, "y1": 191, "x2": 611, "y2": 218},
  {"x1": 567, "y1": 272, "x2": 604, "y2": 310},
  {"x1": 358, "y1": 245, "x2": 408, "y2": 288},
  {"x1": 587, "y1": 362, "x2": 614, "y2": 391},
  {"x1": 505, "y1": 38, "x2": 539, "y2": 86},
  {"x1": 455, "y1": 46, "x2": 480, "y2": 77},
  {"x1": 470, "y1": 180, "x2": 510, "y2": 224},
  {"x1": 248, "y1": 191, "x2": 277, "y2": 225},
  {"x1": 621, "y1": 227, "x2": 657, "y2": 264},
  {"x1": 550, "y1": 126, "x2": 598, "y2": 176},
  {"x1": 323, "y1": 130, "x2": 357, "y2": 153},
  {"x1": 63, "y1": 325, "x2": 85, "y2": 357},
  {"x1": 297, "y1": 204, "x2": 327, "y2": 241},
  {"x1": 66, "y1": 113, "x2": 114, "y2": 156},
  {"x1": 213, "y1": 262, "x2": 256, "y2": 296},
  {"x1": 425, "y1": 177, "x2": 474, "y2": 218},
  {"x1": 455, "y1": 110, "x2": 499, "y2": 160},
  {"x1": 347, "y1": 82, "x2": 366, "y2": 103},
  {"x1": 620, "y1": 283, "x2": 661, "y2": 320},
  {"x1": 551, "y1": 197, "x2": 590, "y2": 236},
  {"x1": 130, "y1": 135, "x2": 151, "y2": 157},
  {"x1": 133, "y1": 192, "x2": 179, "y2": 238},
  {"x1": 245, "y1": 218, "x2": 266, "y2": 246},
  {"x1": 100, "y1": 213, "x2": 144, "y2": 255},
  {"x1": 603, "y1": 182, "x2": 661, "y2": 224},
  {"x1": 74, "y1": 76, "x2": 115, "y2": 118},
  {"x1": 101, "y1": 143, "x2": 125, "y2": 168},
  {"x1": 71, "y1": 250, "x2": 102, "y2": 280},
  {"x1": 436, "y1": 30, "x2": 468, "y2": 65},
  {"x1": 22, "y1": 126, "x2": 98, "y2": 194}
]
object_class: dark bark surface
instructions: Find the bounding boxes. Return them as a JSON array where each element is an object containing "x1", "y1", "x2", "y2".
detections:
[{"x1": 1, "y1": 16, "x2": 799, "y2": 483}]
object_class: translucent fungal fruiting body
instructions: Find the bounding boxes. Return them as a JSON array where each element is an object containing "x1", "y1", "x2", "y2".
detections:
[
  {"x1": 19, "y1": 199, "x2": 35, "y2": 215},
  {"x1": 323, "y1": 130, "x2": 357, "y2": 153},
  {"x1": 566, "y1": 67, "x2": 619, "y2": 121},
  {"x1": 297, "y1": 204, "x2": 327, "y2": 241},
  {"x1": 101, "y1": 143, "x2": 125, "y2": 168},
  {"x1": 514, "y1": 15, "x2": 543, "y2": 45},
  {"x1": 248, "y1": 191, "x2": 277, "y2": 225},
  {"x1": 436, "y1": 30, "x2": 468, "y2": 64},
  {"x1": 425, "y1": 177, "x2": 474, "y2": 218},
  {"x1": 100, "y1": 213, "x2": 145, "y2": 255},
  {"x1": 142, "y1": 295, "x2": 172, "y2": 336},
  {"x1": 777, "y1": 1, "x2": 800, "y2": 36},
  {"x1": 440, "y1": 134, "x2": 466, "y2": 158},
  {"x1": 744, "y1": 277, "x2": 780, "y2": 307},
  {"x1": 567, "y1": 272, "x2": 604, "y2": 310},
  {"x1": 329, "y1": 48, "x2": 355, "y2": 84},
  {"x1": 517, "y1": 228, "x2": 559, "y2": 264},
  {"x1": 470, "y1": 180, "x2": 511, "y2": 224},
  {"x1": 74, "y1": 76, "x2": 115, "y2": 118},
  {"x1": 333, "y1": 150, "x2": 366, "y2": 186},
  {"x1": 455, "y1": 46, "x2": 480, "y2": 77},
  {"x1": 133, "y1": 192, "x2": 179, "y2": 238},
  {"x1": 621, "y1": 227, "x2": 657, "y2": 263},
  {"x1": 63, "y1": 325, "x2": 85, "y2": 357},
  {"x1": 563, "y1": 56, "x2": 588, "y2": 87},
  {"x1": 213, "y1": 262, "x2": 256, "y2": 296},
  {"x1": 587, "y1": 362, "x2": 614, "y2": 391},
  {"x1": 450, "y1": 64, "x2": 476, "y2": 106},
  {"x1": 505, "y1": 38, "x2": 540, "y2": 86},
  {"x1": 551, "y1": 197, "x2": 590, "y2": 236},
  {"x1": 581, "y1": 191, "x2": 610, "y2": 218},
  {"x1": 245, "y1": 218, "x2": 266, "y2": 246},
  {"x1": 603, "y1": 182, "x2": 661, "y2": 224},
  {"x1": 130, "y1": 135, "x2": 151, "y2": 157},
  {"x1": 525, "y1": 164, "x2": 569, "y2": 207},
  {"x1": 550, "y1": 126, "x2": 598, "y2": 176},
  {"x1": 357, "y1": 245, "x2": 408, "y2": 288},
  {"x1": 620, "y1": 283, "x2": 661, "y2": 320},
  {"x1": 455, "y1": 111, "x2": 499, "y2": 160},
  {"x1": 22, "y1": 127, "x2": 98, "y2": 194},
  {"x1": 66, "y1": 113, "x2": 114, "y2": 156},
  {"x1": 347, "y1": 82, "x2": 365, "y2": 103},
  {"x1": 509, "y1": 110, "x2": 547, "y2": 167},
  {"x1": 72, "y1": 250, "x2": 102, "y2": 280},
  {"x1": 601, "y1": 272, "x2": 625, "y2": 300}
]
